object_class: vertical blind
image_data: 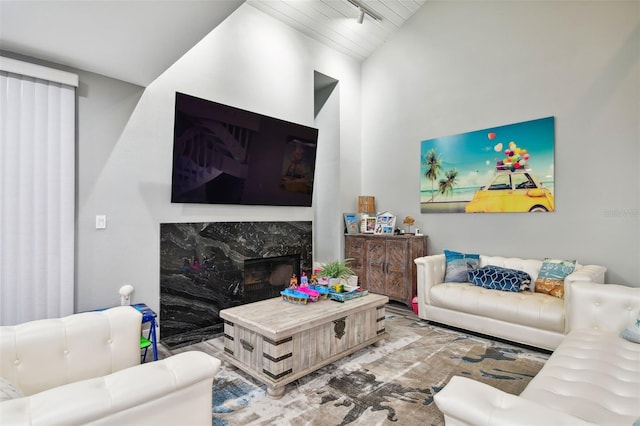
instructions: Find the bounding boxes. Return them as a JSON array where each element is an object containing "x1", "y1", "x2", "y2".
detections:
[{"x1": 0, "y1": 57, "x2": 77, "y2": 325}]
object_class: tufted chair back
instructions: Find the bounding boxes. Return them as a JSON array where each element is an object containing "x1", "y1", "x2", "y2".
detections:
[
  {"x1": 568, "y1": 282, "x2": 640, "y2": 334},
  {"x1": 0, "y1": 306, "x2": 141, "y2": 396}
]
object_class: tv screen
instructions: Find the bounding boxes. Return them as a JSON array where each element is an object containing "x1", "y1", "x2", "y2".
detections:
[{"x1": 171, "y1": 92, "x2": 319, "y2": 207}]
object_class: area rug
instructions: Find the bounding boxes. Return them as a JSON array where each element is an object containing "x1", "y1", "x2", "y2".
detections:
[{"x1": 202, "y1": 307, "x2": 549, "y2": 426}]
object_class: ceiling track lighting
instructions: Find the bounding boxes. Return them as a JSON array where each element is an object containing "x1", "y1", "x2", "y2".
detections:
[{"x1": 346, "y1": 0, "x2": 381, "y2": 24}]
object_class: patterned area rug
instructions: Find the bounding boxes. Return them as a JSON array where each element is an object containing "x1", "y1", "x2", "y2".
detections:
[{"x1": 165, "y1": 306, "x2": 549, "y2": 425}]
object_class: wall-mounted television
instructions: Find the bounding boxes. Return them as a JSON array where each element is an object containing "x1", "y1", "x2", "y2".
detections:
[{"x1": 171, "y1": 92, "x2": 319, "y2": 207}]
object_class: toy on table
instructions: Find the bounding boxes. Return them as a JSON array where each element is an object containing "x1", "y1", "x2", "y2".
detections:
[
  {"x1": 307, "y1": 284, "x2": 330, "y2": 299},
  {"x1": 300, "y1": 272, "x2": 308, "y2": 286},
  {"x1": 296, "y1": 286, "x2": 320, "y2": 302},
  {"x1": 280, "y1": 288, "x2": 309, "y2": 304},
  {"x1": 289, "y1": 274, "x2": 298, "y2": 289}
]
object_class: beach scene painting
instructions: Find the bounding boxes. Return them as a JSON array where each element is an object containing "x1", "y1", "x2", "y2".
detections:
[{"x1": 420, "y1": 117, "x2": 555, "y2": 213}]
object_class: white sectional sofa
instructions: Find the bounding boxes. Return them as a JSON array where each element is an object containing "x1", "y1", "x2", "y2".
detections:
[
  {"x1": 414, "y1": 254, "x2": 607, "y2": 350},
  {"x1": 434, "y1": 282, "x2": 640, "y2": 425},
  {"x1": 0, "y1": 306, "x2": 221, "y2": 425}
]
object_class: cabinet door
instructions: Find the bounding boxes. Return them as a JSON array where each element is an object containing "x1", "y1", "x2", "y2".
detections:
[
  {"x1": 384, "y1": 239, "x2": 410, "y2": 303},
  {"x1": 345, "y1": 235, "x2": 365, "y2": 280},
  {"x1": 364, "y1": 239, "x2": 386, "y2": 294}
]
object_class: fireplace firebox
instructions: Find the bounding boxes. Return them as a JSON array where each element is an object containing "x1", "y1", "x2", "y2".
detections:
[{"x1": 244, "y1": 254, "x2": 300, "y2": 304}]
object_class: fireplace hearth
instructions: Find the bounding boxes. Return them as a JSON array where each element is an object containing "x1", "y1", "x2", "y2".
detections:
[{"x1": 160, "y1": 221, "x2": 312, "y2": 348}]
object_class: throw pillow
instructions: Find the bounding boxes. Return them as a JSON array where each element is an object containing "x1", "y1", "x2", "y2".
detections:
[
  {"x1": 0, "y1": 377, "x2": 23, "y2": 402},
  {"x1": 468, "y1": 265, "x2": 531, "y2": 292},
  {"x1": 534, "y1": 258, "x2": 576, "y2": 299},
  {"x1": 444, "y1": 249, "x2": 480, "y2": 283},
  {"x1": 620, "y1": 317, "x2": 640, "y2": 344}
]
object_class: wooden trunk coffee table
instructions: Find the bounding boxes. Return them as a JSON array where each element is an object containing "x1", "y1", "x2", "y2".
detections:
[{"x1": 219, "y1": 292, "x2": 388, "y2": 398}]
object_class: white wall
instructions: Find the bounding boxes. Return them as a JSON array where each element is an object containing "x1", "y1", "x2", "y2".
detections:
[
  {"x1": 75, "y1": 4, "x2": 362, "y2": 312},
  {"x1": 314, "y1": 80, "x2": 343, "y2": 262},
  {"x1": 13, "y1": 0, "x2": 637, "y2": 316},
  {"x1": 361, "y1": 1, "x2": 639, "y2": 285}
]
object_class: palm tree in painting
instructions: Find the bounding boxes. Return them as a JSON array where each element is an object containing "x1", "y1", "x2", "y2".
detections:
[
  {"x1": 423, "y1": 149, "x2": 442, "y2": 202},
  {"x1": 439, "y1": 168, "x2": 459, "y2": 197}
]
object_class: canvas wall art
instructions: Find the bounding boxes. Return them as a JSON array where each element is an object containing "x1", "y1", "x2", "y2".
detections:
[{"x1": 420, "y1": 117, "x2": 555, "y2": 213}]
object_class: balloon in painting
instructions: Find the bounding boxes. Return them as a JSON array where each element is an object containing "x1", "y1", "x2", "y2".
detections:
[
  {"x1": 494, "y1": 143, "x2": 503, "y2": 152},
  {"x1": 488, "y1": 132, "x2": 496, "y2": 140}
]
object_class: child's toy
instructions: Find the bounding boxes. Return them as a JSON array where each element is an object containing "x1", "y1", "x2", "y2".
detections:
[
  {"x1": 308, "y1": 285, "x2": 330, "y2": 299},
  {"x1": 281, "y1": 288, "x2": 309, "y2": 304},
  {"x1": 296, "y1": 286, "x2": 320, "y2": 302},
  {"x1": 329, "y1": 288, "x2": 368, "y2": 302}
]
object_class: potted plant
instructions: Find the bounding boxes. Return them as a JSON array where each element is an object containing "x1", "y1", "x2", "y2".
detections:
[{"x1": 317, "y1": 259, "x2": 357, "y2": 290}]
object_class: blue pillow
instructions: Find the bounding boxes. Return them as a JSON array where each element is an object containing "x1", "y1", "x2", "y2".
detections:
[
  {"x1": 468, "y1": 265, "x2": 531, "y2": 292},
  {"x1": 620, "y1": 317, "x2": 640, "y2": 344},
  {"x1": 444, "y1": 249, "x2": 480, "y2": 283}
]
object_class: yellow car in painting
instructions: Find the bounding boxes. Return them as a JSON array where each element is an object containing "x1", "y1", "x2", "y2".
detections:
[{"x1": 465, "y1": 170, "x2": 554, "y2": 213}]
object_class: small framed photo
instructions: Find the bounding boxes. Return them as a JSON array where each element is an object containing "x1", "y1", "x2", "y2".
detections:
[
  {"x1": 343, "y1": 213, "x2": 359, "y2": 234},
  {"x1": 374, "y1": 211, "x2": 396, "y2": 235},
  {"x1": 374, "y1": 224, "x2": 394, "y2": 235},
  {"x1": 375, "y1": 211, "x2": 396, "y2": 228},
  {"x1": 364, "y1": 216, "x2": 376, "y2": 233}
]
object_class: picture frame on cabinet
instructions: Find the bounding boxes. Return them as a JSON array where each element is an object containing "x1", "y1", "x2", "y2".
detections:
[
  {"x1": 374, "y1": 211, "x2": 396, "y2": 235},
  {"x1": 363, "y1": 216, "x2": 376, "y2": 233},
  {"x1": 343, "y1": 213, "x2": 359, "y2": 234}
]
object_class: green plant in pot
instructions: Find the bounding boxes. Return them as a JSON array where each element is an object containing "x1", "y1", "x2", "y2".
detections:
[{"x1": 317, "y1": 258, "x2": 357, "y2": 291}]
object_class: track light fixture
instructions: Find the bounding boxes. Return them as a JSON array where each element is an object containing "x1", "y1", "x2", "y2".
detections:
[{"x1": 346, "y1": 0, "x2": 381, "y2": 24}]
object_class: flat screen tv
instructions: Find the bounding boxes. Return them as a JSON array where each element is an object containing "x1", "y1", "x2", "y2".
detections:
[{"x1": 171, "y1": 92, "x2": 319, "y2": 207}]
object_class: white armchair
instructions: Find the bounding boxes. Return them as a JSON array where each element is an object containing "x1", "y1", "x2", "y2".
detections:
[{"x1": 0, "y1": 306, "x2": 221, "y2": 425}]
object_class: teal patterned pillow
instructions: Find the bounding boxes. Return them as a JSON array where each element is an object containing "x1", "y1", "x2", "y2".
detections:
[
  {"x1": 444, "y1": 249, "x2": 480, "y2": 283},
  {"x1": 620, "y1": 317, "x2": 640, "y2": 344},
  {"x1": 534, "y1": 258, "x2": 576, "y2": 298},
  {"x1": 468, "y1": 265, "x2": 531, "y2": 292}
]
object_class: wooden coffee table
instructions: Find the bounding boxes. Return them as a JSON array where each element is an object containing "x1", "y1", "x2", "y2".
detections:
[{"x1": 219, "y1": 293, "x2": 388, "y2": 398}]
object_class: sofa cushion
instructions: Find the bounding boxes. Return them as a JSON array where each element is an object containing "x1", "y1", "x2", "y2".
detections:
[
  {"x1": 468, "y1": 265, "x2": 531, "y2": 292},
  {"x1": 429, "y1": 283, "x2": 565, "y2": 332},
  {"x1": 534, "y1": 258, "x2": 576, "y2": 298},
  {"x1": 521, "y1": 329, "x2": 640, "y2": 425},
  {"x1": 444, "y1": 249, "x2": 480, "y2": 283}
]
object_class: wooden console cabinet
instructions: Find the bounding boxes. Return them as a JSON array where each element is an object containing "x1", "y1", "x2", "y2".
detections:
[{"x1": 345, "y1": 234, "x2": 427, "y2": 307}]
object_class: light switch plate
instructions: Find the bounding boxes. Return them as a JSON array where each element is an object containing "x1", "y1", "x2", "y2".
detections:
[{"x1": 96, "y1": 215, "x2": 107, "y2": 229}]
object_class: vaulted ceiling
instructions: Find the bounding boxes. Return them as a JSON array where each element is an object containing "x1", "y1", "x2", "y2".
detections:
[
  {"x1": 247, "y1": 0, "x2": 425, "y2": 61},
  {"x1": 0, "y1": 0, "x2": 425, "y2": 87}
]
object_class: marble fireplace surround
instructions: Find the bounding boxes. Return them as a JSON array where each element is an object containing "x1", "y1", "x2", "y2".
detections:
[{"x1": 160, "y1": 221, "x2": 312, "y2": 348}]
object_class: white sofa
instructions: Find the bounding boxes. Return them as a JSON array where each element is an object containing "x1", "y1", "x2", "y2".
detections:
[
  {"x1": 434, "y1": 282, "x2": 640, "y2": 425},
  {"x1": 0, "y1": 306, "x2": 221, "y2": 425},
  {"x1": 414, "y1": 254, "x2": 607, "y2": 350}
]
